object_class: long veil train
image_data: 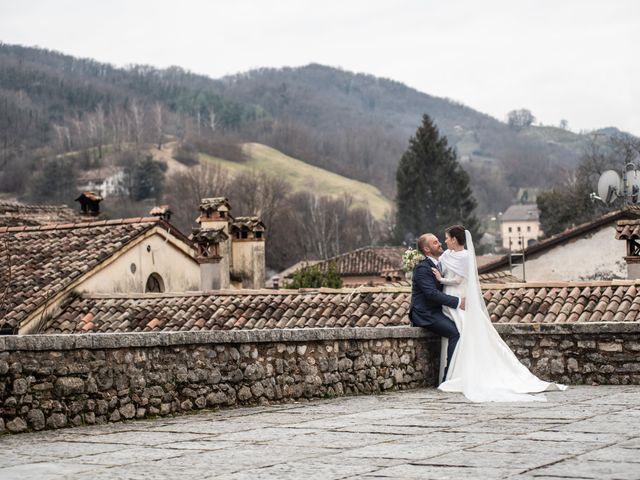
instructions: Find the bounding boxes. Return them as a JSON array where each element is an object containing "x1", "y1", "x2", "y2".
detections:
[{"x1": 438, "y1": 230, "x2": 567, "y2": 402}]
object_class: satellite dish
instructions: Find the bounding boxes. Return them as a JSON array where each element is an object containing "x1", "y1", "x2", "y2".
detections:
[
  {"x1": 597, "y1": 170, "x2": 621, "y2": 203},
  {"x1": 625, "y1": 170, "x2": 640, "y2": 204}
]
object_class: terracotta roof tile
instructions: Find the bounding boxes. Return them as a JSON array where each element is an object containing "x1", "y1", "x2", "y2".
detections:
[
  {"x1": 0, "y1": 218, "x2": 163, "y2": 331},
  {"x1": 0, "y1": 201, "x2": 78, "y2": 227},
  {"x1": 39, "y1": 279, "x2": 640, "y2": 334}
]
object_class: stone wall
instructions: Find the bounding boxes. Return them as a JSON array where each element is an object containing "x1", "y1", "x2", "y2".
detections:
[
  {"x1": 0, "y1": 328, "x2": 438, "y2": 434},
  {"x1": 1, "y1": 323, "x2": 639, "y2": 434},
  {"x1": 499, "y1": 322, "x2": 640, "y2": 385}
]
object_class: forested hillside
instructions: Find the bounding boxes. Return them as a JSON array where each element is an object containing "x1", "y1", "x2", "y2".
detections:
[{"x1": 0, "y1": 43, "x2": 608, "y2": 213}]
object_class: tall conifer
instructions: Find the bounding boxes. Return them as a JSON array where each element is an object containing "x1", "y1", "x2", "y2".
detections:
[{"x1": 395, "y1": 114, "x2": 480, "y2": 244}]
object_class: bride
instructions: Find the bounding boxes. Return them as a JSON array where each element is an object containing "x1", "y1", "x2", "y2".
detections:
[{"x1": 434, "y1": 225, "x2": 566, "y2": 402}]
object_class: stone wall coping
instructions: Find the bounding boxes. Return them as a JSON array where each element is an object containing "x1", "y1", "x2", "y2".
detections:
[
  {"x1": 0, "y1": 323, "x2": 638, "y2": 352},
  {"x1": 0, "y1": 327, "x2": 430, "y2": 352}
]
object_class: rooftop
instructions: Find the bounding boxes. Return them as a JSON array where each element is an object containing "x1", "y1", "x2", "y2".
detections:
[
  {"x1": 501, "y1": 204, "x2": 540, "y2": 222},
  {"x1": 312, "y1": 246, "x2": 405, "y2": 277},
  {"x1": 482, "y1": 205, "x2": 640, "y2": 274},
  {"x1": 41, "y1": 279, "x2": 640, "y2": 334},
  {"x1": 0, "y1": 218, "x2": 189, "y2": 332},
  {"x1": 0, "y1": 200, "x2": 78, "y2": 227}
]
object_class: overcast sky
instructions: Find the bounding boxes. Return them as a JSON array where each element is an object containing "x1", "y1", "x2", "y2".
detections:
[{"x1": 1, "y1": 0, "x2": 638, "y2": 135}]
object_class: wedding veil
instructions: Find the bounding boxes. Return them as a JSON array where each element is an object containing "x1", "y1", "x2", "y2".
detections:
[{"x1": 465, "y1": 230, "x2": 491, "y2": 320}]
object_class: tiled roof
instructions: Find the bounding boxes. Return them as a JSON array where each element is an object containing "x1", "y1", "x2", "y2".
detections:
[
  {"x1": 200, "y1": 197, "x2": 230, "y2": 212},
  {"x1": 481, "y1": 206, "x2": 640, "y2": 274},
  {"x1": 0, "y1": 218, "x2": 187, "y2": 332},
  {"x1": 75, "y1": 191, "x2": 103, "y2": 202},
  {"x1": 501, "y1": 204, "x2": 540, "y2": 222},
  {"x1": 43, "y1": 289, "x2": 412, "y2": 333},
  {"x1": 313, "y1": 246, "x2": 406, "y2": 276},
  {"x1": 42, "y1": 279, "x2": 640, "y2": 334},
  {"x1": 231, "y1": 217, "x2": 266, "y2": 232},
  {"x1": 0, "y1": 201, "x2": 78, "y2": 227},
  {"x1": 616, "y1": 219, "x2": 640, "y2": 240},
  {"x1": 478, "y1": 271, "x2": 520, "y2": 284},
  {"x1": 483, "y1": 281, "x2": 640, "y2": 323}
]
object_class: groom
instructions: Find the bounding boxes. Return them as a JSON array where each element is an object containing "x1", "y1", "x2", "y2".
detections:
[{"x1": 409, "y1": 233, "x2": 464, "y2": 382}]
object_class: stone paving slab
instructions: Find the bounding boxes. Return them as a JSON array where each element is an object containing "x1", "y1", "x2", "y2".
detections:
[{"x1": 1, "y1": 386, "x2": 639, "y2": 479}]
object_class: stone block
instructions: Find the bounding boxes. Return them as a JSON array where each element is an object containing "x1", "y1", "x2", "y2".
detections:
[
  {"x1": 599, "y1": 343, "x2": 623, "y2": 352},
  {"x1": 46, "y1": 413, "x2": 67, "y2": 429},
  {"x1": 6, "y1": 417, "x2": 27, "y2": 433},
  {"x1": 54, "y1": 377, "x2": 85, "y2": 396}
]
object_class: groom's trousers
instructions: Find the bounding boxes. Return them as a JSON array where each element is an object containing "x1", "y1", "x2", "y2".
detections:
[{"x1": 421, "y1": 312, "x2": 460, "y2": 379}]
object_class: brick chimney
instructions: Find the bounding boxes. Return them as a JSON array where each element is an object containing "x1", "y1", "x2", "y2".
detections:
[
  {"x1": 196, "y1": 197, "x2": 232, "y2": 288},
  {"x1": 75, "y1": 191, "x2": 103, "y2": 217},
  {"x1": 615, "y1": 219, "x2": 640, "y2": 279},
  {"x1": 230, "y1": 216, "x2": 266, "y2": 289},
  {"x1": 192, "y1": 227, "x2": 229, "y2": 290}
]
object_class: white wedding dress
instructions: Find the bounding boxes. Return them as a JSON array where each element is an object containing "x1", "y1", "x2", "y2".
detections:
[{"x1": 437, "y1": 231, "x2": 567, "y2": 402}]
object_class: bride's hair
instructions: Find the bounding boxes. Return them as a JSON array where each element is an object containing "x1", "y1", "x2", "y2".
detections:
[{"x1": 445, "y1": 225, "x2": 466, "y2": 246}]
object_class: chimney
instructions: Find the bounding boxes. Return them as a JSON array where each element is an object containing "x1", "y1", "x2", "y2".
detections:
[
  {"x1": 149, "y1": 204, "x2": 172, "y2": 222},
  {"x1": 75, "y1": 191, "x2": 103, "y2": 217},
  {"x1": 616, "y1": 219, "x2": 640, "y2": 279},
  {"x1": 230, "y1": 216, "x2": 266, "y2": 289},
  {"x1": 192, "y1": 227, "x2": 229, "y2": 290},
  {"x1": 196, "y1": 197, "x2": 232, "y2": 288}
]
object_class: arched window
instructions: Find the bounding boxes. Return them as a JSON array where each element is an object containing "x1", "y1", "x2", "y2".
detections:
[{"x1": 145, "y1": 273, "x2": 165, "y2": 293}]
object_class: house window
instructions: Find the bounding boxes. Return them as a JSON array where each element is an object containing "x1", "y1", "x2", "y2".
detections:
[
  {"x1": 220, "y1": 211, "x2": 226, "y2": 218},
  {"x1": 517, "y1": 226, "x2": 521, "y2": 232},
  {"x1": 241, "y1": 231, "x2": 248, "y2": 239},
  {"x1": 527, "y1": 226, "x2": 531, "y2": 232},
  {"x1": 145, "y1": 273, "x2": 165, "y2": 293},
  {"x1": 256, "y1": 231, "x2": 263, "y2": 239},
  {"x1": 508, "y1": 227, "x2": 512, "y2": 233}
]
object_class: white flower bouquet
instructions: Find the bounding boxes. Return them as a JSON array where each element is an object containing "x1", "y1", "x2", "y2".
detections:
[{"x1": 401, "y1": 247, "x2": 425, "y2": 273}]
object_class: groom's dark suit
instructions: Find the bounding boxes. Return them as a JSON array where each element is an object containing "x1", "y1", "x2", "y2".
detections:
[{"x1": 409, "y1": 258, "x2": 460, "y2": 379}]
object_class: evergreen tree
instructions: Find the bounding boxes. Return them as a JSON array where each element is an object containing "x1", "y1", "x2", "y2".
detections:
[
  {"x1": 128, "y1": 155, "x2": 166, "y2": 201},
  {"x1": 395, "y1": 114, "x2": 480, "y2": 244}
]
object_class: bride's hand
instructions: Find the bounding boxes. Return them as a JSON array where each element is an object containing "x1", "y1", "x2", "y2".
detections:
[{"x1": 431, "y1": 267, "x2": 442, "y2": 281}]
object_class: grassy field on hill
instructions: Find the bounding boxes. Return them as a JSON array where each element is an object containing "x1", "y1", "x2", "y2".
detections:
[{"x1": 199, "y1": 143, "x2": 393, "y2": 219}]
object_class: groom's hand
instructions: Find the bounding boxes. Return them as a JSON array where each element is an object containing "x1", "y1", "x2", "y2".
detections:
[{"x1": 459, "y1": 298, "x2": 466, "y2": 310}]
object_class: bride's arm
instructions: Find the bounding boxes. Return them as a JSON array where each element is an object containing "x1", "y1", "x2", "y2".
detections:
[{"x1": 437, "y1": 272, "x2": 464, "y2": 286}]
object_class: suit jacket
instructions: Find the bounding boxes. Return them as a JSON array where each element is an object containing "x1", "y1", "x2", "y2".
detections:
[{"x1": 409, "y1": 258, "x2": 459, "y2": 327}]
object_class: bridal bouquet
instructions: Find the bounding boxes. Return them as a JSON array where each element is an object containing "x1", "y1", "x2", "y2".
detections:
[{"x1": 401, "y1": 247, "x2": 425, "y2": 273}]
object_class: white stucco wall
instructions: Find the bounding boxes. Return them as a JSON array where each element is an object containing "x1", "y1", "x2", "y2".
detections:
[
  {"x1": 80, "y1": 232, "x2": 201, "y2": 293},
  {"x1": 231, "y1": 241, "x2": 266, "y2": 289},
  {"x1": 511, "y1": 226, "x2": 627, "y2": 281}
]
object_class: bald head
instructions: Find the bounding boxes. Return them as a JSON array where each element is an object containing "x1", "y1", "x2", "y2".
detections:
[{"x1": 417, "y1": 233, "x2": 444, "y2": 258}]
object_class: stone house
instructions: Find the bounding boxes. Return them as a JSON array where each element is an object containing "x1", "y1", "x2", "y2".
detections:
[
  {"x1": 0, "y1": 217, "x2": 201, "y2": 334},
  {"x1": 77, "y1": 168, "x2": 126, "y2": 198},
  {"x1": 283, "y1": 246, "x2": 501, "y2": 288},
  {"x1": 0, "y1": 197, "x2": 268, "y2": 334},
  {"x1": 500, "y1": 204, "x2": 542, "y2": 250},
  {"x1": 293, "y1": 246, "x2": 407, "y2": 287},
  {"x1": 481, "y1": 205, "x2": 640, "y2": 281}
]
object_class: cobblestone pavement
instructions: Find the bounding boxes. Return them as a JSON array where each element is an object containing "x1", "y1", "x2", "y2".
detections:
[{"x1": 1, "y1": 386, "x2": 639, "y2": 479}]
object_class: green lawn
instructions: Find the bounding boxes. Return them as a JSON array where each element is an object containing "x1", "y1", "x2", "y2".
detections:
[{"x1": 200, "y1": 143, "x2": 393, "y2": 220}]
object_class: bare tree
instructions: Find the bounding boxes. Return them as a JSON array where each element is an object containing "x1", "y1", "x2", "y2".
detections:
[
  {"x1": 153, "y1": 102, "x2": 164, "y2": 150},
  {"x1": 164, "y1": 163, "x2": 232, "y2": 232}
]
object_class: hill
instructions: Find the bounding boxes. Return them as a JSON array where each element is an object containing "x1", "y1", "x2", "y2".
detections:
[
  {"x1": 0, "y1": 43, "x2": 625, "y2": 215},
  {"x1": 198, "y1": 142, "x2": 392, "y2": 219}
]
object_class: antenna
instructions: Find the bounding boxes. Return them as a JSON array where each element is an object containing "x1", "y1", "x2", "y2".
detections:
[{"x1": 596, "y1": 170, "x2": 621, "y2": 204}]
